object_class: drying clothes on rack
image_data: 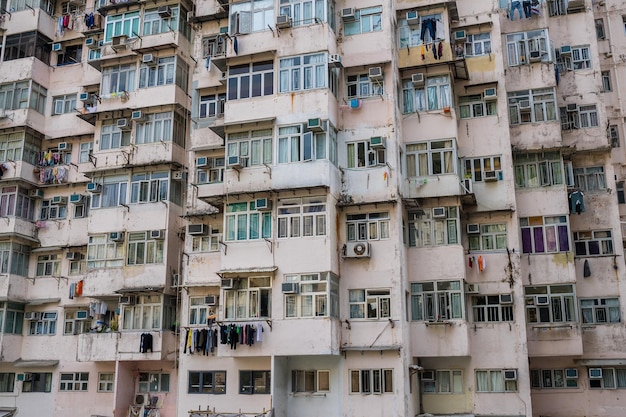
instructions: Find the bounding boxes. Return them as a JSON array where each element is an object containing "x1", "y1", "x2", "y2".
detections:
[
  {"x1": 89, "y1": 301, "x2": 108, "y2": 317},
  {"x1": 219, "y1": 323, "x2": 263, "y2": 349},
  {"x1": 183, "y1": 328, "x2": 219, "y2": 355},
  {"x1": 569, "y1": 190, "x2": 586, "y2": 215},
  {"x1": 140, "y1": 333, "x2": 153, "y2": 353},
  {"x1": 39, "y1": 166, "x2": 68, "y2": 184}
]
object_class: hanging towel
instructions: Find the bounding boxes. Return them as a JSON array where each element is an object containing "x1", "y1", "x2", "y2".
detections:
[
  {"x1": 478, "y1": 256, "x2": 486, "y2": 272},
  {"x1": 583, "y1": 259, "x2": 591, "y2": 277}
]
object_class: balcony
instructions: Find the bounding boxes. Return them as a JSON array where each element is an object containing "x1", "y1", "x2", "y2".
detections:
[
  {"x1": 509, "y1": 121, "x2": 563, "y2": 151},
  {"x1": 403, "y1": 174, "x2": 464, "y2": 200},
  {"x1": 409, "y1": 320, "x2": 470, "y2": 357},
  {"x1": 527, "y1": 323, "x2": 583, "y2": 357},
  {"x1": 77, "y1": 330, "x2": 177, "y2": 361}
]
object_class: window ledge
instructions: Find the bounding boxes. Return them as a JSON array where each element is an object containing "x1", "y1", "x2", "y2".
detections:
[
  {"x1": 291, "y1": 392, "x2": 327, "y2": 397},
  {"x1": 425, "y1": 320, "x2": 452, "y2": 326},
  {"x1": 530, "y1": 323, "x2": 577, "y2": 330}
]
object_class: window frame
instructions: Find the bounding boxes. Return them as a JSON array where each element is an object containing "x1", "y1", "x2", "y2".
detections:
[
  {"x1": 520, "y1": 215, "x2": 570, "y2": 254},
  {"x1": 28, "y1": 311, "x2": 58, "y2": 335},
  {"x1": 464, "y1": 33, "x2": 492, "y2": 57},
  {"x1": 225, "y1": 201, "x2": 272, "y2": 241},
  {"x1": 458, "y1": 93, "x2": 497, "y2": 119},
  {"x1": 59, "y1": 372, "x2": 89, "y2": 392},
  {"x1": 35, "y1": 254, "x2": 61, "y2": 276},
  {"x1": 530, "y1": 368, "x2": 579, "y2": 389},
  {"x1": 508, "y1": 88, "x2": 557, "y2": 125},
  {"x1": 475, "y1": 369, "x2": 518, "y2": 392},
  {"x1": 227, "y1": 61, "x2": 274, "y2": 100},
  {"x1": 580, "y1": 297, "x2": 620, "y2": 324},
  {"x1": 514, "y1": 152, "x2": 564, "y2": 188},
  {"x1": 524, "y1": 284, "x2": 576, "y2": 324},
  {"x1": 278, "y1": 53, "x2": 327, "y2": 93},
  {"x1": 348, "y1": 288, "x2": 391, "y2": 320},
  {"x1": 344, "y1": 6, "x2": 382, "y2": 35},
  {"x1": 291, "y1": 369, "x2": 330, "y2": 393},
  {"x1": 349, "y1": 369, "x2": 393, "y2": 394},
  {"x1": 138, "y1": 372, "x2": 170, "y2": 393},
  {"x1": 22, "y1": 372, "x2": 52, "y2": 393},
  {"x1": 421, "y1": 369, "x2": 463, "y2": 394},
  {"x1": 87, "y1": 234, "x2": 124, "y2": 269},
  {"x1": 188, "y1": 371, "x2": 226, "y2": 394},
  {"x1": 52, "y1": 94, "x2": 77, "y2": 115},
  {"x1": 226, "y1": 129, "x2": 273, "y2": 168},
  {"x1": 346, "y1": 212, "x2": 390, "y2": 242},
  {"x1": 408, "y1": 207, "x2": 460, "y2": 247},
  {"x1": 468, "y1": 224, "x2": 508, "y2": 252},
  {"x1": 410, "y1": 280, "x2": 464, "y2": 321},
  {"x1": 573, "y1": 230, "x2": 613, "y2": 257},
  {"x1": 98, "y1": 373, "x2": 114, "y2": 392},
  {"x1": 277, "y1": 196, "x2": 327, "y2": 238},
  {"x1": 573, "y1": 166, "x2": 606, "y2": 192},
  {"x1": 223, "y1": 276, "x2": 272, "y2": 320},
  {"x1": 471, "y1": 295, "x2": 514, "y2": 322},
  {"x1": 239, "y1": 370, "x2": 271, "y2": 394}
]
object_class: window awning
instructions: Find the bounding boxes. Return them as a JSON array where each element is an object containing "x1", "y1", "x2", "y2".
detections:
[
  {"x1": 113, "y1": 286, "x2": 165, "y2": 294},
  {"x1": 217, "y1": 267, "x2": 277, "y2": 278},
  {"x1": 30, "y1": 246, "x2": 64, "y2": 253},
  {"x1": 574, "y1": 358, "x2": 626, "y2": 366},
  {"x1": 0, "y1": 408, "x2": 17, "y2": 417},
  {"x1": 209, "y1": 116, "x2": 276, "y2": 139},
  {"x1": 26, "y1": 298, "x2": 61, "y2": 306},
  {"x1": 13, "y1": 359, "x2": 59, "y2": 368}
]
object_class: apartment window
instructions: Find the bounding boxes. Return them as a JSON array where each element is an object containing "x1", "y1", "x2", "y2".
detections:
[
  {"x1": 284, "y1": 273, "x2": 338, "y2": 318},
  {"x1": 227, "y1": 61, "x2": 273, "y2": 100},
  {"x1": 464, "y1": 156, "x2": 501, "y2": 182},
  {"x1": 99, "y1": 121, "x2": 131, "y2": 150},
  {"x1": 229, "y1": 0, "x2": 274, "y2": 34},
  {"x1": 278, "y1": 125, "x2": 328, "y2": 163},
  {"x1": 56, "y1": 44, "x2": 82, "y2": 66},
  {"x1": 347, "y1": 73, "x2": 383, "y2": 98},
  {"x1": 350, "y1": 369, "x2": 392, "y2": 394},
  {"x1": 0, "y1": 131, "x2": 41, "y2": 166},
  {"x1": 196, "y1": 157, "x2": 224, "y2": 184},
  {"x1": 3, "y1": 31, "x2": 52, "y2": 63},
  {"x1": 79, "y1": 142, "x2": 93, "y2": 163},
  {"x1": 277, "y1": 196, "x2": 326, "y2": 238},
  {"x1": 589, "y1": 368, "x2": 626, "y2": 389},
  {"x1": 129, "y1": 171, "x2": 168, "y2": 203},
  {"x1": 468, "y1": 224, "x2": 507, "y2": 252},
  {"x1": 346, "y1": 139, "x2": 386, "y2": 168},
  {"x1": 279, "y1": 53, "x2": 326, "y2": 93},
  {"x1": 560, "y1": 104, "x2": 599, "y2": 130},
  {"x1": 349, "y1": 289, "x2": 391, "y2": 320},
  {"x1": 87, "y1": 234, "x2": 124, "y2": 269},
  {"x1": 406, "y1": 139, "x2": 456, "y2": 176},
  {"x1": 475, "y1": 370, "x2": 517, "y2": 392},
  {"x1": 508, "y1": 88, "x2": 557, "y2": 125},
  {"x1": 574, "y1": 230, "x2": 613, "y2": 256},
  {"x1": 40, "y1": 199, "x2": 68, "y2": 220},
  {"x1": 0, "y1": 242, "x2": 30, "y2": 276},
  {"x1": 202, "y1": 35, "x2": 227, "y2": 58},
  {"x1": 191, "y1": 228, "x2": 221, "y2": 252},
  {"x1": 73, "y1": 197, "x2": 89, "y2": 219},
  {"x1": 122, "y1": 295, "x2": 164, "y2": 330},
  {"x1": 458, "y1": 94, "x2": 497, "y2": 119},
  {"x1": 239, "y1": 370, "x2": 270, "y2": 394},
  {"x1": 59, "y1": 373, "x2": 88, "y2": 391},
  {"x1": 581, "y1": 298, "x2": 620, "y2": 324},
  {"x1": 226, "y1": 129, "x2": 272, "y2": 168},
  {"x1": 617, "y1": 182, "x2": 625, "y2": 204},
  {"x1": 411, "y1": 281, "x2": 463, "y2": 321},
  {"x1": 90, "y1": 176, "x2": 128, "y2": 209},
  {"x1": 402, "y1": 75, "x2": 451, "y2": 113},
  {"x1": 224, "y1": 277, "x2": 271, "y2": 320},
  {"x1": 188, "y1": 371, "x2": 226, "y2": 394},
  {"x1": 471, "y1": 295, "x2": 514, "y2": 322},
  {"x1": 225, "y1": 201, "x2": 272, "y2": 241},
  {"x1": 465, "y1": 33, "x2": 492, "y2": 56},
  {"x1": 568, "y1": 46, "x2": 592, "y2": 70},
  {"x1": 514, "y1": 152, "x2": 564, "y2": 188},
  {"x1": 199, "y1": 94, "x2": 226, "y2": 118},
  {"x1": 346, "y1": 212, "x2": 389, "y2": 242},
  {"x1": 138, "y1": 372, "x2": 170, "y2": 392},
  {"x1": 292, "y1": 370, "x2": 330, "y2": 393},
  {"x1": 0, "y1": 373, "x2": 15, "y2": 392},
  {"x1": 279, "y1": 0, "x2": 326, "y2": 26},
  {"x1": 36, "y1": 254, "x2": 61, "y2": 276},
  {"x1": 398, "y1": 13, "x2": 441, "y2": 47},
  {"x1": 139, "y1": 56, "x2": 174, "y2": 88},
  {"x1": 531, "y1": 368, "x2": 579, "y2": 389},
  {"x1": 22, "y1": 373, "x2": 52, "y2": 392},
  {"x1": 29, "y1": 82, "x2": 47, "y2": 114},
  {"x1": 101, "y1": 64, "x2": 136, "y2": 95},
  {"x1": 520, "y1": 216, "x2": 570, "y2": 254},
  {"x1": 602, "y1": 71, "x2": 612, "y2": 92},
  {"x1": 610, "y1": 125, "x2": 620, "y2": 148},
  {"x1": 53, "y1": 94, "x2": 77, "y2": 115},
  {"x1": 0, "y1": 302, "x2": 25, "y2": 334},
  {"x1": 344, "y1": 6, "x2": 382, "y2": 35},
  {"x1": 126, "y1": 231, "x2": 164, "y2": 265},
  {"x1": 189, "y1": 297, "x2": 213, "y2": 326},
  {"x1": 574, "y1": 166, "x2": 606, "y2": 191},
  {"x1": 28, "y1": 312, "x2": 58, "y2": 335},
  {"x1": 135, "y1": 112, "x2": 185, "y2": 147},
  {"x1": 104, "y1": 11, "x2": 140, "y2": 42},
  {"x1": 64, "y1": 310, "x2": 90, "y2": 335},
  {"x1": 143, "y1": 6, "x2": 180, "y2": 35},
  {"x1": 525, "y1": 284, "x2": 576, "y2": 323},
  {"x1": 422, "y1": 370, "x2": 463, "y2": 394},
  {"x1": 596, "y1": 19, "x2": 606, "y2": 39},
  {"x1": 408, "y1": 207, "x2": 459, "y2": 247},
  {"x1": 98, "y1": 373, "x2": 114, "y2": 392},
  {"x1": 506, "y1": 29, "x2": 550, "y2": 66}
]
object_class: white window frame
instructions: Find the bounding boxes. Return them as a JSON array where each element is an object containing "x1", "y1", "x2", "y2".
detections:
[
  {"x1": 223, "y1": 276, "x2": 272, "y2": 320},
  {"x1": 520, "y1": 215, "x2": 570, "y2": 254},
  {"x1": 278, "y1": 125, "x2": 327, "y2": 163},
  {"x1": 87, "y1": 234, "x2": 124, "y2": 269},
  {"x1": 531, "y1": 368, "x2": 579, "y2": 389},
  {"x1": 344, "y1": 6, "x2": 382, "y2": 35},
  {"x1": 602, "y1": 70, "x2": 612, "y2": 92},
  {"x1": 188, "y1": 370, "x2": 226, "y2": 394},
  {"x1": 99, "y1": 121, "x2": 131, "y2": 150},
  {"x1": 63, "y1": 310, "x2": 90, "y2": 335},
  {"x1": 138, "y1": 57, "x2": 175, "y2": 88},
  {"x1": 40, "y1": 199, "x2": 67, "y2": 221},
  {"x1": 90, "y1": 176, "x2": 128, "y2": 209},
  {"x1": 126, "y1": 231, "x2": 164, "y2": 265},
  {"x1": 79, "y1": 142, "x2": 93, "y2": 163},
  {"x1": 458, "y1": 94, "x2": 497, "y2": 119},
  {"x1": 130, "y1": 171, "x2": 169, "y2": 203},
  {"x1": 189, "y1": 296, "x2": 212, "y2": 326},
  {"x1": 104, "y1": 11, "x2": 140, "y2": 43},
  {"x1": 410, "y1": 280, "x2": 463, "y2": 321},
  {"x1": 422, "y1": 369, "x2": 463, "y2": 394},
  {"x1": 349, "y1": 369, "x2": 393, "y2": 394},
  {"x1": 506, "y1": 29, "x2": 551, "y2": 66},
  {"x1": 573, "y1": 166, "x2": 606, "y2": 192},
  {"x1": 508, "y1": 88, "x2": 557, "y2": 125},
  {"x1": 580, "y1": 297, "x2": 620, "y2": 324},
  {"x1": 471, "y1": 295, "x2": 514, "y2": 322},
  {"x1": 348, "y1": 288, "x2": 391, "y2": 320},
  {"x1": 514, "y1": 152, "x2": 564, "y2": 188},
  {"x1": 277, "y1": 196, "x2": 327, "y2": 238},
  {"x1": 28, "y1": 311, "x2": 57, "y2": 335},
  {"x1": 59, "y1": 372, "x2": 88, "y2": 391},
  {"x1": 225, "y1": 201, "x2": 272, "y2": 241},
  {"x1": 468, "y1": 224, "x2": 507, "y2": 252},
  {"x1": 191, "y1": 228, "x2": 222, "y2": 252},
  {"x1": 402, "y1": 75, "x2": 452, "y2": 113},
  {"x1": 98, "y1": 373, "x2": 114, "y2": 392},
  {"x1": 122, "y1": 295, "x2": 163, "y2": 331},
  {"x1": 571, "y1": 45, "x2": 591, "y2": 70},
  {"x1": 346, "y1": 140, "x2": 386, "y2": 168},
  {"x1": 475, "y1": 369, "x2": 517, "y2": 392},
  {"x1": 138, "y1": 372, "x2": 170, "y2": 392},
  {"x1": 52, "y1": 94, "x2": 76, "y2": 115},
  {"x1": 292, "y1": 370, "x2": 330, "y2": 393},
  {"x1": 36, "y1": 254, "x2": 61, "y2": 276},
  {"x1": 464, "y1": 33, "x2": 492, "y2": 56},
  {"x1": 463, "y1": 155, "x2": 502, "y2": 182},
  {"x1": 284, "y1": 273, "x2": 334, "y2": 318},
  {"x1": 278, "y1": 53, "x2": 327, "y2": 93},
  {"x1": 525, "y1": 284, "x2": 576, "y2": 324},
  {"x1": 347, "y1": 73, "x2": 383, "y2": 99},
  {"x1": 199, "y1": 94, "x2": 226, "y2": 118},
  {"x1": 227, "y1": 61, "x2": 274, "y2": 100},
  {"x1": 406, "y1": 139, "x2": 457, "y2": 177},
  {"x1": 229, "y1": 0, "x2": 274, "y2": 34},
  {"x1": 196, "y1": 157, "x2": 225, "y2": 184},
  {"x1": 143, "y1": 6, "x2": 179, "y2": 35},
  {"x1": 588, "y1": 368, "x2": 626, "y2": 389},
  {"x1": 408, "y1": 207, "x2": 460, "y2": 247},
  {"x1": 573, "y1": 230, "x2": 613, "y2": 257},
  {"x1": 101, "y1": 64, "x2": 136, "y2": 95},
  {"x1": 226, "y1": 129, "x2": 273, "y2": 168},
  {"x1": 202, "y1": 35, "x2": 227, "y2": 58},
  {"x1": 346, "y1": 212, "x2": 389, "y2": 242},
  {"x1": 279, "y1": 0, "x2": 326, "y2": 26}
]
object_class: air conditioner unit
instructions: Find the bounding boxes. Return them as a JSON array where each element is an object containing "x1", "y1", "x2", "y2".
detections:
[
  {"x1": 566, "y1": 103, "x2": 578, "y2": 112},
  {"x1": 150, "y1": 230, "x2": 165, "y2": 239},
  {"x1": 66, "y1": 251, "x2": 81, "y2": 260},
  {"x1": 363, "y1": 133, "x2": 385, "y2": 148},
  {"x1": 503, "y1": 369, "x2": 518, "y2": 381},
  {"x1": 131, "y1": 110, "x2": 148, "y2": 122},
  {"x1": 432, "y1": 207, "x2": 446, "y2": 218},
  {"x1": 484, "y1": 170, "x2": 498, "y2": 182},
  {"x1": 307, "y1": 118, "x2": 325, "y2": 132},
  {"x1": 109, "y1": 231, "x2": 125, "y2": 242},
  {"x1": 255, "y1": 198, "x2": 272, "y2": 211},
  {"x1": 79, "y1": 92, "x2": 95, "y2": 103},
  {"x1": 344, "y1": 241, "x2": 371, "y2": 258},
  {"x1": 500, "y1": 294, "x2": 513, "y2": 304},
  {"x1": 204, "y1": 295, "x2": 217, "y2": 306},
  {"x1": 529, "y1": 50, "x2": 542, "y2": 62},
  {"x1": 341, "y1": 7, "x2": 355, "y2": 21},
  {"x1": 75, "y1": 310, "x2": 89, "y2": 320},
  {"x1": 142, "y1": 53, "x2": 157, "y2": 66},
  {"x1": 214, "y1": 158, "x2": 225, "y2": 167},
  {"x1": 467, "y1": 223, "x2": 480, "y2": 234},
  {"x1": 565, "y1": 368, "x2": 578, "y2": 379},
  {"x1": 462, "y1": 178, "x2": 473, "y2": 194},
  {"x1": 120, "y1": 295, "x2": 136, "y2": 305},
  {"x1": 172, "y1": 171, "x2": 187, "y2": 180},
  {"x1": 421, "y1": 370, "x2": 435, "y2": 381},
  {"x1": 328, "y1": 54, "x2": 343, "y2": 68},
  {"x1": 454, "y1": 30, "x2": 467, "y2": 41},
  {"x1": 484, "y1": 87, "x2": 497, "y2": 99},
  {"x1": 519, "y1": 100, "x2": 531, "y2": 110},
  {"x1": 276, "y1": 14, "x2": 292, "y2": 29},
  {"x1": 85, "y1": 38, "x2": 98, "y2": 49},
  {"x1": 406, "y1": 11, "x2": 419, "y2": 26},
  {"x1": 58, "y1": 142, "x2": 71, "y2": 151},
  {"x1": 227, "y1": 155, "x2": 243, "y2": 169},
  {"x1": 134, "y1": 393, "x2": 150, "y2": 406},
  {"x1": 188, "y1": 224, "x2": 209, "y2": 236},
  {"x1": 117, "y1": 118, "x2": 132, "y2": 131},
  {"x1": 186, "y1": 11, "x2": 195, "y2": 22},
  {"x1": 86, "y1": 182, "x2": 101, "y2": 193},
  {"x1": 157, "y1": 6, "x2": 171, "y2": 18},
  {"x1": 29, "y1": 189, "x2": 44, "y2": 199},
  {"x1": 535, "y1": 295, "x2": 550, "y2": 305},
  {"x1": 221, "y1": 278, "x2": 235, "y2": 289},
  {"x1": 52, "y1": 43, "x2": 63, "y2": 52},
  {"x1": 196, "y1": 157, "x2": 208, "y2": 167},
  {"x1": 411, "y1": 73, "x2": 425, "y2": 86},
  {"x1": 52, "y1": 196, "x2": 67, "y2": 205},
  {"x1": 111, "y1": 35, "x2": 128, "y2": 52},
  {"x1": 560, "y1": 45, "x2": 572, "y2": 55},
  {"x1": 24, "y1": 312, "x2": 41, "y2": 320},
  {"x1": 589, "y1": 368, "x2": 603, "y2": 379},
  {"x1": 465, "y1": 283, "x2": 480, "y2": 294},
  {"x1": 282, "y1": 282, "x2": 300, "y2": 294},
  {"x1": 368, "y1": 66, "x2": 383, "y2": 81}
]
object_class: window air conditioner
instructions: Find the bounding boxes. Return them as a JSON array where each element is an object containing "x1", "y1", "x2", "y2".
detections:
[
  {"x1": 172, "y1": 171, "x2": 187, "y2": 180},
  {"x1": 79, "y1": 92, "x2": 95, "y2": 103},
  {"x1": 204, "y1": 295, "x2": 217, "y2": 306},
  {"x1": 535, "y1": 295, "x2": 550, "y2": 305},
  {"x1": 588, "y1": 368, "x2": 603, "y2": 379},
  {"x1": 85, "y1": 38, "x2": 98, "y2": 49},
  {"x1": 368, "y1": 66, "x2": 383, "y2": 81},
  {"x1": 328, "y1": 54, "x2": 343, "y2": 68},
  {"x1": 341, "y1": 7, "x2": 355, "y2": 21},
  {"x1": 467, "y1": 223, "x2": 480, "y2": 234},
  {"x1": 281, "y1": 282, "x2": 300, "y2": 294},
  {"x1": 131, "y1": 110, "x2": 148, "y2": 122},
  {"x1": 111, "y1": 35, "x2": 128, "y2": 52},
  {"x1": 52, "y1": 43, "x2": 63, "y2": 52},
  {"x1": 109, "y1": 231, "x2": 125, "y2": 242},
  {"x1": 157, "y1": 6, "x2": 171, "y2": 18},
  {"x1": 58, "y1": 142, "x2": 71, "y2": 151},
  {"x1": 196, "y1": 157, "x2": 208, "y2": 167},
  {"x1": 186, "y1": 11, "x2": 195, "y2": 23},
  {"x1": 499, "y1": 294, "x2": 513, "y2": 304},
  {"x1": 566, "y1": 103, "x2": 578, "y2": 112},
  {"x1": 307, "y1": 117, "x2": 325, "y2": 132},
  {"x1": 411, "y1": 73, "x2": 425, "y2": 86},
  {"x1": 560, "y1": 45, "x2": 572, "y2": 55},
  {"x1": 503, "y1": 369, "x2": 518, "y2": 381},
  {"x1": 142, "y1": 53, "x2": 157, "y2": 66},
  {"x1": 117, "y1": 118, "x2": 132, "y2": 131},
  {"x1": 484, "y1": 87, "x2": 497, "y2": 99},
  {"x1": 221, "y1": 278, "x2": 235, "y2": 289},
  {"x1": 432, "y1": 207, "x2": 446, "y2": 218},
  {"x1": 66, "y1": 251, "x2": 81, "y2": 260},
  {"x1": 150, "y1": 230, "x2": 165, "y2": 240},
  {"x1": 120, "y1": 295, "x2": 136, "y2": 305},
  {"x1": 453, "y1": 30, "x2": 466, "y2": 41},
  {"x1": 227, "y1": 155, "x2": 243, "y2": 169},
  {"x1": 529, "y1": 50, "x2": 542, "y2": 62},
  {"x1": 188, "y1": 224, "x2": 209, "y2": 236},
  {"x1": 565, "y1": 368, "x2": 578, "y2": 379},
  {"x1": 52, "y1": 196, "x2": 67, "y2": 205},
  {"x1": 86, "y1": 182, "x2": 101, "y2": 193},
  {"x1": 75, "y1": 310, "x2": 89, "y2": 320},
  {"x1": 369, "y1": 136, "x2": 386, "y2": 149},
  {"x1": 421, "y1": 370, "x2": 435, "y2": 381},
  {"x1": 406, "y1": 11, "x2": 419, "y2": 26},
  {"x1": 255, "y1": 198, "x2": 272, "y2": 211},
  {"x1": 465, "y1": 283, "x2": 480, "y2": 294},
  {"x1": 484, "y1": 170, "x2": 499, "y2": 182},
  {"x1": 276, "y1": 14, "x2": 292, "y2": 29},
  {"x1": 24, "y1": 312, "x2": 41, "y2": 320},
  {"x1": 30, "y1": 189, "x2": 44, "y2": 199},
  {"x1": 344, "y1": 241, "x2": 371, "y2": 258},
  {"x1": 134, "y1": 393, "x2": 150, "y2": 406},
  {"x1": 518, "y1": 100, "x2": 531, "y2": 110}
]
